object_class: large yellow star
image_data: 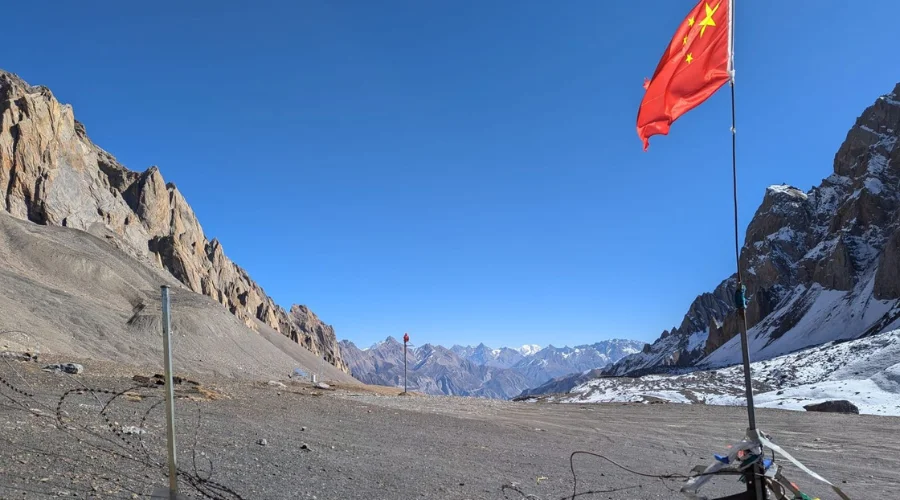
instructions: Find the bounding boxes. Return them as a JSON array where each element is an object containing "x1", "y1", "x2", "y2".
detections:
[
  {"x1": 685, "y1": 53, "x2": 693, "y2": 64},
  {"x1": 699, "y1": 2, "x2": 721, "y2": 37}
]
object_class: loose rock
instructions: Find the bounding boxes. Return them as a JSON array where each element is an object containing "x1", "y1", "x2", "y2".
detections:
[
  {"x1": 43, "y1": 363, "x2": 83, "y2": 375},
  {"x1": 0, "y1": 351, "x2": 38, "y2": 362},
  {"x1": 803, "y1": 400, "x2": 860, "y2": 414}
]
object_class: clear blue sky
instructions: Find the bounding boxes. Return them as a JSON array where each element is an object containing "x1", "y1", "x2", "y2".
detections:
[{"x1": 6, "y1": 1, "x2": 898, "y2": 348}]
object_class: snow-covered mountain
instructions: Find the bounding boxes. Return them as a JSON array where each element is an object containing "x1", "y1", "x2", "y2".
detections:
[
  {"x1": 549, "y1": 328, "x2": 900, "y2": 417},
  {"x1": 518, "y1": 344, "x2": 542, "y2": 356},
  {"x1": 450, "y1": 343, "x2": 526, "y2": 369},
  {"x1": 523, "y1": 81, "x2": 900, "y2": 409},
  {"x1": 603, "y1": 81, "x2": 900, "y2": 377},
  {"x1": 339, "y1": 338, "x2": 643, "y2": 399},
  {"x1": 511, "y1": 341, "x2": 645, "y2": 384}
]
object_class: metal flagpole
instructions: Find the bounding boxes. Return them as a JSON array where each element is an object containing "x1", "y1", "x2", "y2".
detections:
[
  {"x1": 728, "y1": 2, "x2": 766, "y2": 499},
  {"x1": 160, "y1": 286, "x2": 179, "y2": 498},
  {"x1": 402, "y1": 333, "x2": 409, "y2": 394}
]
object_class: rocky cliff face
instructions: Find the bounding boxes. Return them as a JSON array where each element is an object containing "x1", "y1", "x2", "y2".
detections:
[
  {"x1": 289, "y1": 305, "x2": 347, "y2": 371},
  {"x1": 605, "y1": 82, "x2": 900, "y2": 376},
  {"x1": 0, "y1": 70, "x2": 347, "y2": 373}
]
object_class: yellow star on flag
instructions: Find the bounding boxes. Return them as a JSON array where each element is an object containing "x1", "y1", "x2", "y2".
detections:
[
  {"x1": 698, "y1": 2, "x2": 720, "y2": 37},
  {"x1": 683, "y1": 36, "x2": 688, "y2": 46},
  {"x1": 688, "y1": 17, "x2": 695, "y2": 27},
  {"x1": 685, "y1": 53, "x2": 693, "y2": 64}
]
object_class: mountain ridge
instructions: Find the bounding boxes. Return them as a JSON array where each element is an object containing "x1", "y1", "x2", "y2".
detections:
[
  {"x1": 526, "y1": 81, "x2": 900, "y2": 396},
  {"x1": 340, "y1": 337, "x2": 643, "y2": 398},
  {"x1": 0, "y1": 69, "x2": 348, "y2": 372}
]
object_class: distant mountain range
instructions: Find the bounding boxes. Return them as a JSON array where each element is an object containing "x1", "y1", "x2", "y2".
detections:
[{"x1": 338, "y1": 338, "x2": 644, "y2": 399}]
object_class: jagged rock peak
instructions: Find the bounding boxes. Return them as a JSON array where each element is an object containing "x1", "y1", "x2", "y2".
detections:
[
  {"x1": 0, "y1": 69, "x2": 348, "y2": 374},
  {"x1": 604, "y1": 80, "x2": 900, "y2": 377},
  {"x1": 288, "y1": 305, "x2": 348, "y2": 371}
]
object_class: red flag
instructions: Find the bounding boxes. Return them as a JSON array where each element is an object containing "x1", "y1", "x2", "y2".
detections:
[{"x1": 637, "y1": 0, "x2": 731, "y2": 150}]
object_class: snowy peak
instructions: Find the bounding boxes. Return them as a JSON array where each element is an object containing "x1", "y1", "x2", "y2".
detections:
[
  {"x1": 603, "y1": 80, "x2": 900, "y2": 379},
  {"x1": 366, "y1": 336, "x2": 402, "y2": 351},
  {"x1": 340, "y1": 337, "x2": 643, "y2": 399},
  {"x1": 563, "y1": 328, "x2": 900, "y2": 417},
  {"x1": 765, "y1": 184, "x2": 808, "y2": 200},
  {"x1": 517, "y1": 344, "x2": 542, "y2": 356}
]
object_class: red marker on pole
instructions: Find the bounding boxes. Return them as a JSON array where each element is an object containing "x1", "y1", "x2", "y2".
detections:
[{"x1": 402, "y1": 333, "x2": 409, "y2": 394}]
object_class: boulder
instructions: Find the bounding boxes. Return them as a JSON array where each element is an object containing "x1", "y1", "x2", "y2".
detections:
[
  {"x1": 803, "y1": 400, "x2": 860, "y2": 414},
  {"x1": 43, "y1": 363, "x2": 83, "y2": 375}
]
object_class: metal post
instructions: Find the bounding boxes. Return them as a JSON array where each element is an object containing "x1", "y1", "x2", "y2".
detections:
[
  {"x1": 728, "y1": 2, "x2": 765, "y2": 496},
  {"x1": 160, "y1": 286, "x2": 179, "y2": 498},
  {"x1": 403, "y1": 340, "x2": 407, "y2": 393}
]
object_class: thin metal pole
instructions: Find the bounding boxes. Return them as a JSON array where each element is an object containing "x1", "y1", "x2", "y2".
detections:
[
  {"x1": 730, "y1": 82, "x2": 758, "y2": 430},
  {"x1": 728, "y1": 3, "x2": 765, "y2": 496},
  {"x1": 160, "y1": 286, "x2": 179, "y2": 498},
  {"x1": 403, "y1": 341, "x2": 407, "y2": 393}
]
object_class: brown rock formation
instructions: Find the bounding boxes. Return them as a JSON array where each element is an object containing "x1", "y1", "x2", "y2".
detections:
[
  {"x1": 0, "y1": 70, "x2": 347, "y2": 373},
  {"x1": 606, "y1": 82, "x2": 900, "y2": 375}
]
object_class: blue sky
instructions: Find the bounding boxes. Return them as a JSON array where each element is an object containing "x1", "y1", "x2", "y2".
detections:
[{"x1": 6, "y1": 1, "x2": 899, "y2": 348}]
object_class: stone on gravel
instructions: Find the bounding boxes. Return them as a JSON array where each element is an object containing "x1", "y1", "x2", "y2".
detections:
[
  {"x1": 268, "y1": 380, "x2": 287, "y2": 388},
  {"x1": 300, "y1": 443, "x2": 311, "y2": 451},
  {"x1": 257, "y1": 438, "x2": 268, "y2": 446},
  {"x1": 316, "y1": 382, "x2": 331, "y2": 390},
  {"x1": 43, "y1": 363, "x2": 84, "y2": 374},
  {"x1": 0, "y1": 351, "x2": 38, "y2": 362},
  {"x1": 121, "y1": 426, "x2": 147, "y2": 435},
  {"x1": 300, "y1": 426, "x2": 307, "y2": 432},
  {"x1": 803, "y1": 400, "x2": 860, "y2": 414}
]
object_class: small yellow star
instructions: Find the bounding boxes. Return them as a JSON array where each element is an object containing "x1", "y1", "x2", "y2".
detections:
[
  {"x1": 683, "y1": 36, "x2": 688, "y2": 46},
  {"x1": 686, "y1": 53, "x2": 694, "y2": 64},
  {"x1": 688, "y1": 17, "x2": 695, "y2": 27}
]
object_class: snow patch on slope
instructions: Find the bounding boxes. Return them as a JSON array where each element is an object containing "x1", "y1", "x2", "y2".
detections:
[
  {"x1": 702, "y1": 273, "x2": 896, "y2": 368},
  {"x1": 686, "y1": 330, "x2": 708, "y2": 353},
  {"x1": 563, "y1": 329, "x2": 900, "y2": 416},
  {"x1": 766, "y1": 184, "x2": 808, "y2": 199}
]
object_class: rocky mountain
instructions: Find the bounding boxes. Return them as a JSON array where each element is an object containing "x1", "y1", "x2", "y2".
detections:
[
  {"x1": 450, "y1": 343, "x2": 529, "y2": 368},
  {"x1": 339, "y1": 338, "x2": 643, "y2": 399},
  {"x1": 513, "y1": 340, "x2": 645, "y2": 382},
  {"x1": 558, "y1": 81, "x2": 900, "y2": 387},
  {"x1": 0, "y1": 69, "x2": 347, "y2": 373},
  {"x1": 549, "y1": 328, "x2": 900, "y2": 417}
]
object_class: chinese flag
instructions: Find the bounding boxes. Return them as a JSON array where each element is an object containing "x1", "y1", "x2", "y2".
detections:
[{"x1": 637, "y1": 0, "x2": 731, "y2": 150}]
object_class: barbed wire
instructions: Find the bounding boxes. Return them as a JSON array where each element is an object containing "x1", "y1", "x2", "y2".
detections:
[{"x1": 0, "y1": 354, "x2": 246, "y2": 499}]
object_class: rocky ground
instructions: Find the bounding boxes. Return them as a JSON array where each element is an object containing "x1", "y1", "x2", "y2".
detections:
[{"x1": 1, "y1": 356, "x2": 897, "y2": 499}]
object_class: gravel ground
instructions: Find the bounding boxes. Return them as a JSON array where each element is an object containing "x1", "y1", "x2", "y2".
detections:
[{"x1": 1, "y1": 358, "x2": 897, "y2": 500}]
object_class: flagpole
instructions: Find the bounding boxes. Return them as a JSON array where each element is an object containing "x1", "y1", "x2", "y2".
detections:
[
  {"x1": 729, "y1": 1, "x2": 767, "y2": 498},
  {"x1": 727, "y1": 0, "x2": 756, "y2": 433}
]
